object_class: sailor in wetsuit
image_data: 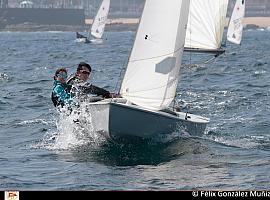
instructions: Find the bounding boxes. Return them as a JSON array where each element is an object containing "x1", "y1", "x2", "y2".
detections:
[
  {"x1": 66, "y1": 62, "x2": 114, "y2": 101},
  {"x1": 76, "y1": 32, "x2": 87, "y2": 39},
  {"x1": 51, "y1": 67, "x2": 73, "y2": 108}
]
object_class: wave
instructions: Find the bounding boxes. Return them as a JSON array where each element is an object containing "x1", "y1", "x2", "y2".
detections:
[
  {"x1": 254, "y1": 70, "x2": 267, "y2": 75},
  {"x1": 16, "y1": 118, "x2": 51, "y2": 126},
  {"x1": 35, "y1": 103, "x2": 107, "y2": 151},
  {"x1": 246, "y1": 83, "x2": 269, "y2": 88},
  {"x1": 19, "y1": 79, "x2": 50, "y2": 85},
  {"x1": 0, "y1": 73, "x2": 10, "y2": 82},
  {"x1": 204, "y1": 128, "x2": 270, "y2": 151}
]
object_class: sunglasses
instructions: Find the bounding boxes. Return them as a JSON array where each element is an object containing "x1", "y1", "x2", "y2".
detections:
[
  {"x1": 81, "y1": 70, "x2": 90, "y2": 75},
  {"x1": 57, "y1": 72, "x2": 67, "y2": 80}
]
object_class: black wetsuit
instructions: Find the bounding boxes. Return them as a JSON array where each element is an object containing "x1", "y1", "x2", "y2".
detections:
[{"x1": 66, "y1": 75, "x2": 110, "y2": 99}]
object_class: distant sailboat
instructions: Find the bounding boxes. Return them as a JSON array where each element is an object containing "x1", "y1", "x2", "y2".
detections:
[
  {"x1": 83, "y1": 0, "x2": 209, "y2": 139},
  {"x1": 227, "y1": 0, "x2": 246, "y2": 45},
  {"x1": 184, "y1": 0, "x2": 229, "y2": 56},
  {"x1": 76, "y1": 0, "x2": 110, "y2": 43},
  {"x1": 75, "y1": 31, "x2": 89, "y2": 43}
]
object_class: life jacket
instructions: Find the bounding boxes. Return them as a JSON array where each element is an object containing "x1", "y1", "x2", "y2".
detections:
[
  {"x1": 51, "y1": 82, "x2": 72, "y2": 107},
  {"x1": 51, "y1": 88, "x2": 64, "y2": 108}
]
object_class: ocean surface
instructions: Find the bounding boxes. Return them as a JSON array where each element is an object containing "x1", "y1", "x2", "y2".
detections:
[{"x1": 0, "y1": 29, "x2": 270, "y2": 190}]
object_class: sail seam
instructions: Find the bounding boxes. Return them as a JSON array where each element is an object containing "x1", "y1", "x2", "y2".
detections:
[
  {"x1": 121, "y1": 77, "x2": 177, "y2": 95},
  {"x1": 122, "y1": 94, "x2": 175, "y2": 101},
  {"x1": 128, "y1": 45, "x2": 184, "y2": 63}
]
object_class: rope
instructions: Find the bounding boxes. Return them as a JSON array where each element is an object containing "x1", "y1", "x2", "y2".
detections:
[{"x1": 114, "y1": 59, "x2": 128, "y2": 95}]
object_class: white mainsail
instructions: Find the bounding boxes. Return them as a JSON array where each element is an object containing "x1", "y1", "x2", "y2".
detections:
[
  {"x1": 90, "y1": 0, "x2": 110, "y2": 39},
  {"x1": 227, "y1": 0, "x2": 246, "y2": 45},
  {"x1": 185, "y1": 0, "x2": 229, "y2": 51},
  {"x1": 120, "y1": 0, "x2": 190, "y2": 111}
]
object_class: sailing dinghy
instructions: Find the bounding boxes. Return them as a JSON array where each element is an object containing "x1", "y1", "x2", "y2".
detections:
[
  {"x1": 227, "y1": 0, "x2": 246, "y2": 45},
  {"x1": 84, "y1": 0, "x2": 209, "y2": 139},
  {"x1": 76, "y1": 0, "x2": 110, "y2": 43}
]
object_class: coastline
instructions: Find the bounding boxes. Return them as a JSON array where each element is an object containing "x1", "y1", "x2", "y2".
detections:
[
  {"x1": 0, "y1": 17, "x2": 269, "y2": 32},
  {"x1": 87, "y1": 17, "x2": 270, "y2": 28},
  {"x1": 242, "y1": 17, "x2": 270, "y2": 28}
]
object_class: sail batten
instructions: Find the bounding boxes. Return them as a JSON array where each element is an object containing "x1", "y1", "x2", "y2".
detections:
[
  {"x1": 120, "y1": 0, "x2": 190, "y2": 111},
  {"x1": 185, "y1": 0, "x2": 229, "y2": 50},
  {"x1": 90, "y1": 0, "x2": 110, "y2": 39}
]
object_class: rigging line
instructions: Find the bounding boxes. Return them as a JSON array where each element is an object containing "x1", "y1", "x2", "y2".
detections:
[
  {"x1": 129, "y1": 45, "x2": 184, "y2": 63},
  {"x1": 183, "y1": 57, "x2": 216, "y2": 69},
  {"x1": 200, "y1": 53, "x2": 217, "y2": 94},
  {"x1": 203, "y1": 55, "x2": 220, "y2": 65},
  {"x1": 184, "y1": 50, "x2": 224, "y2": 68},
  {"x1": 113, "y1": 59, "x2": 128, "y2": 95},
  {"x1": 203, "y1": 54, "x2": 217, "y2": 86},
  {"x1": 184, "y1": 5, "x2": 193, "y2": 116},
  {"x1": 224, "y1": 0, "x2": 230, "y2": 47}
]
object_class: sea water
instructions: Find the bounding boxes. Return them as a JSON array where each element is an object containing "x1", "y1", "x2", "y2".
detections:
[{"x1": 0, "y1": 29, "x2": 270, "y2": 190}]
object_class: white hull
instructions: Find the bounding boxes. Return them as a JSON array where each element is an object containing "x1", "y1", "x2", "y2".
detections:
[
  {"x1": 75, "y1": 37, "x2": 103, "y2": 44},
  {"x1": 75, "y1": 38, "x2": 90, "y2": 43},
  {"x1": 90, "y1": 38, "x2": 103, "y2": 44},
  {"x1": 86, "y1": 98, "x2": 209, "y2": 139}
]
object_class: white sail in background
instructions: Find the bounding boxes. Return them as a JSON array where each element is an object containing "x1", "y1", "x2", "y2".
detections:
[
  {"x1": 185, "y1": 0, "x2": 229, "y2": 50},
  {"x1": 90, "y1": 0, "x2": 110, "y2": 39},
  {"x1": 120, "y1": 0, "x2": 190, "y2": 111},
  {"x1": 227, "y1": 0, "x2": 246, "y2": 45}
]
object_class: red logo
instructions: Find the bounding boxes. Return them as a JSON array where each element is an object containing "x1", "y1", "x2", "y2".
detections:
[{"x1": 5, "y1": 191, "x2": 19, "y2": 200}]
